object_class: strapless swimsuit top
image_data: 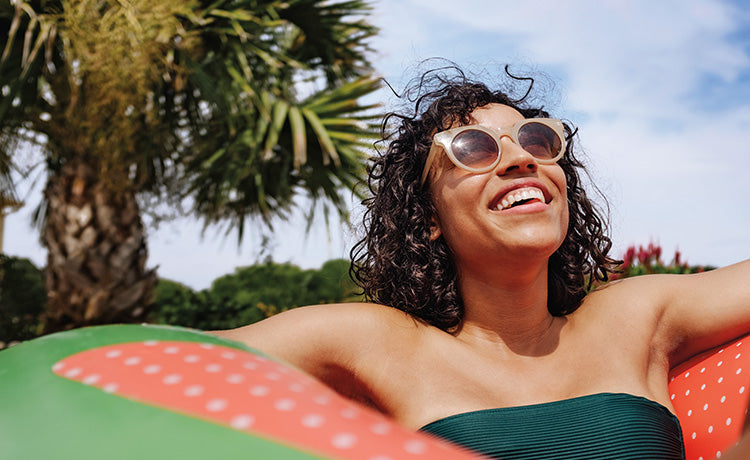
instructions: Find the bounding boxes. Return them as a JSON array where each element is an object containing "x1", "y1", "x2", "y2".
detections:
[{"x1": 420, "y1": 393, "x2": 685, "y2": 459}]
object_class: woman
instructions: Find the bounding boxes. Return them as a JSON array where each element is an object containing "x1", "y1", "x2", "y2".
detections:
[{"x1": 214, "y1": 67, "x2": 750, "y2": 459}]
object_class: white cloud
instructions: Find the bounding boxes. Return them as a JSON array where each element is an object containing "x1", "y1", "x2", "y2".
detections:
[
  {"x1": 5, "y1": 0, "x2": 750, "y2": 287},
  {"x1": 371, "y1": 0, "x2": 750, "y2": 266}
]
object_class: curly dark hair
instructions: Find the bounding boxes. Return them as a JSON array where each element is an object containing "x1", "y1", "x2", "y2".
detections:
[{"x1": 350, "y1": 64, "x2": 620, "y2": 332}]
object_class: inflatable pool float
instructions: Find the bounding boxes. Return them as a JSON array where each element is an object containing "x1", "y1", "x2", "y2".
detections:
[
  {"x1": 0, "y1": 324, "x2": 747, "y2": 459},
  {"x1": 0, "y1": 324, "x2": 481, "y2": 459},
  {"x1": 669, "y1": 333, "x2": 750, "y2": 460}
]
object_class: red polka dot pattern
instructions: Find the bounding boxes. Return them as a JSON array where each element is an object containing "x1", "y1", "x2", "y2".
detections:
[
  {"x1": 668, "y1": 334, "x2": 750, "y2": 460},
  {"x1": 52, "y1": 340, "x2": 484, "y2": 460}
]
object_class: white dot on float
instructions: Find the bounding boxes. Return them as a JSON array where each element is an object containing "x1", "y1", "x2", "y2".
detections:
[
  {"x1": 708, "y1": 426, "x2": 714, "y2": 433},
  {"x1": 103, "y1": 383, "x2": 119, "y2": 393},
  {"x1": 688, "y1": 410, "x2": 693, "y2": 416},
  {"x1": 301, "y1": 414, "x2": 326, "y2": 428},
  {"x1": 737, "y1": 368, "x2": 743, "y2": 375},
  {"x1": 727, "y1": 417, "x2": 732, "y2": 426},
  {"x1": 199, "y1": 343, "x2": 215, "y2": 350},
  {"x1": 341, "y1": 408, "x2": 359, "y2": 419},
  {"x1": 741, "y1": 386, "x2": 746, "y2": 394},
  {"x1": 685, "y1": 372, "x2": 690, "y2": 378},
  {"x1": 670, "y1": 394, "x2": 675, "y2": 400},
  {"x1": 275, "y1": 398, "x2": 296, "y2": 411},
  {"x1": 82, "y1": 374, "x2": 101, "y2": 385},
  {"x1": 737, "y1": 342, "x2": 743, "y2": 347},
  {"x1": 314, "y1": 395, "x2": 332, "y2": 405},
  {"x1": 370, "y1": 422, "x2": 391, "y2": 436},
  {"x1": 163, "y1": 374, "x2": 182, "y2": 385},
  {"x1": 721, "y1": 396, "x2": 727, "y2": 403},
  {"x1": 369, "y1": 456, "x2": 395, "y2": 460},
  {"x1": 250, "y1": 385, "x2": 270, "y2": 397},
  {"x1": 704, "y1": 404, "x2": 710, "y2": 411},
  {"x1": 226, "y1": 374, "x2": 244, "y2": 384},
  {"x1": 64, "y1": 367, "x2": 82, "y2": 378},
  {"x1": 230, "y1": 414, "x2": 254, "y2": 429},
  {"x1": 124, "y1": 356, "x2": 141, "y2": 366},
  {"x1": 736, "y1": 353, "x2": 742, "y2": 359},
  {"x1": 206, "y1": 398, "x2": 228, "y2": 412},
  {"x1": 403, "y1": 440, "x2": 427, "y2": 455},
  {"x1": 718, "y1": 377, "x2": 724, "y2": 383},
  {"x1": 692, "y1": 432, "x2": 697, "y2": 439},
  {"x1": 184, "y1": 355, "x2": 200, "y2": 363},
  {"x1": 143, "y1": 340, "x2": 159, "y2": 346},
  {"x1": 717, "y1": 451, "x2": 722, "y2": 458},
  {"x1": 164, "y1": 346, "x2": 179, "y2": 354},
  {"x1": 265, "y1": 372, "x2": 282, "y2": 381},
  {"x1": 184, "y1": 385, "x2": 204, "y2": 397},
  {"x1": 718, "y1": 361, "x2": 724, "y2": 367},
  {"x1": 701, "y1": 384, "x2": 706, "y2": 390},
  {"x1": 701, "y1": 367, "x2": 706, "y2": 373},
  {"x1": 289, "y1": 383, "x2": 305, "y2": 393},
  {"x1": 331, "y1": 433, "x2": 357, "y2": 449},
  {"x1": 204, "y1": 363, "x2": 222, "y2": 373},
  {"x1": 242, "y1": 361, "x2": 258, "y2": 370},
  {"x1": 221, "y1": 351, "x2": 236, "y2": 360},
  {"x1": 685, "y1": 390, "x2": 690, "y2": 396},
  {"x1": 143, "y1": 365, "x2": 162, "y2": 374},
  {"x1": 52, "y1": 362, "x2": 65, "y2": 372},
  {"x1": 105, "y1": 349, "x2": 122, "y2": 358}
]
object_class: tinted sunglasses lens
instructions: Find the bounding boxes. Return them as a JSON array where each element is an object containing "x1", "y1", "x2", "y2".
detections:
[
  {"x1": 451, "y1": 129, "x2": 499, "y2": 169},
  {"x1": 518, "y1": 122, "x2": 563, "y2": 160}
]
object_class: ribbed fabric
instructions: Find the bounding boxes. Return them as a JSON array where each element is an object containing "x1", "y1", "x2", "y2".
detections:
[{"x1": 420, "y1": 393, "x2": 685, "y2": 459}]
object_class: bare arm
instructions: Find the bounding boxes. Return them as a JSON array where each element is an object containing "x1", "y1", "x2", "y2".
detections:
[
  {"x1": 654, "y1": 259, "x2": 750, "y2": 365},
  {"x1": 209, "y1": 302, "x2": 421, "y2": 405}
]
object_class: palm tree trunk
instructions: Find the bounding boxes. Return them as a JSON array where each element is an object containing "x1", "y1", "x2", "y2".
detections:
[{"x1": 42, "y1": 159, "x2": 156, "y2": 333}]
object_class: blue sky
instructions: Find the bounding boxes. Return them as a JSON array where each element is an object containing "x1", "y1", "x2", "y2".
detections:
[{"x1": 4, "y1": 0, "x2": 750, "y2": 289}]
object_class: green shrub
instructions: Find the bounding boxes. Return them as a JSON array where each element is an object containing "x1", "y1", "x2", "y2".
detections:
[
  {"x1": 149, "y1": 258, "x2": 360, "y2": 330},
  {"x1": 609, "y1": 242, "x2": 715, "y2": 282},
  {"x1": 0, "y1": 255, "x2": 46, "y2": 343}
]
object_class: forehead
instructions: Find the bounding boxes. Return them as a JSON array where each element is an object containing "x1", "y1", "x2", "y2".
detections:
[{"x1": 468, "y1": 103, "x2": 525, "y2": 127}]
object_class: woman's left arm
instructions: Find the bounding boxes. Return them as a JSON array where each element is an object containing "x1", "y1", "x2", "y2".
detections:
[{"x1": 660, "y1": 259, "x2": 750, "y2": 365}]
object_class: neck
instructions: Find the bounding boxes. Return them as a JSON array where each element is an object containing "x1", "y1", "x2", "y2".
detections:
[{"x1": 455, "y1": 257, "x2": 559, "y2": 357}]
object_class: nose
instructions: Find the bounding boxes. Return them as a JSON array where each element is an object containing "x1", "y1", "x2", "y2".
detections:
[{"x1": 494, "y1": 136, "x2": 538, "y2": 175}]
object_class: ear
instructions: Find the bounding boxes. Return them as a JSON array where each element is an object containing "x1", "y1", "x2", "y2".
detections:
[{"x1": 429, "y1": 217, "x2": 442, "y2": 241}]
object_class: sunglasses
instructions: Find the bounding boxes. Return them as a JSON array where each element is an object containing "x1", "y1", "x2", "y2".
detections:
[{"x1": 420, "y1": 118, "x2": 566, "y2": 185}]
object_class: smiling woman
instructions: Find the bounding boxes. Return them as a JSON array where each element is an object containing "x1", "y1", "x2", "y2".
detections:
[
  {"x1": 351, "y1": 66, "x2": 618, "y2": 331},
  {"x1": 212, "y1": 63, "x2": 750, "y2": 460}
]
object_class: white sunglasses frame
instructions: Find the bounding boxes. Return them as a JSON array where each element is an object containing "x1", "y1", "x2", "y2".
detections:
[{"x1": 420, "y1": 118, "x2": 567, "y2": 186}]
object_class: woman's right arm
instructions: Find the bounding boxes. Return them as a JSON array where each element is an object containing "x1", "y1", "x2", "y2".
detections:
[{"x1": 208, "y1": 302, "x2": 421, "y2": 402}]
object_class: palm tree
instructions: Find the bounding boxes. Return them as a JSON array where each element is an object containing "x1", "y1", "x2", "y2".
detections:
[{"x1": 0, "y1": 0, "x2": 381, "y2": 333}]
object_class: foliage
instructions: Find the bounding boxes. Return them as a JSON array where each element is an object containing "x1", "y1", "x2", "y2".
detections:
[
  {"x1": 0, "y1": 0, "x2": 382, "y2": 230},
  {"x1": 148, "y1": 258, "x2": 360, "y2": 330},
  {"x1": 610, "y1": 241, "x2": 715, "y2": 280},
  {"x1": 0, "y1": 0, "x2": 381, "y2": 331},
  {"x1": 0, "y1": 254, "x2": 46, "y2": 343}
]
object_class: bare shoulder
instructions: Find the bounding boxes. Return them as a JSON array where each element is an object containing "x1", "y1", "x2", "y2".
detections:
[
  {"x1": 581, "y1": 262, "x2": 750, "y2": 364},
  {"x1": 571, "y1": 275, "x2": 680, "y2": 357},
  {"x1": 579, "y1": 274, "x2": 671, "y2": 322},
  {"x1": 209, "y1": 302, "x2": 425, "y2": 376}
]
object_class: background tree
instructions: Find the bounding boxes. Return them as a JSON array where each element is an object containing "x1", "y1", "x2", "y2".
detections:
[
  {"x1": 0, "y1": 0, "x2": 381, "y2": 333},
  {"x1": 149, "y1": 258, "x2": 360, "y2": 330},
  {"x1": 0, "y1": 254, "x2": 46, "y2": 344}
]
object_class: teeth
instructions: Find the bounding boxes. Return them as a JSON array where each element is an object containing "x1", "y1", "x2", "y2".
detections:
[{"x1": 497, "y1": 187, "x2": 545, "y2": 210}]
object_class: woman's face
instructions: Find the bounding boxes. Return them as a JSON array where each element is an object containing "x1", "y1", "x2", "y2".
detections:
[{"x1": 427, "y1": 103, "x2": 569, "y2": 271}]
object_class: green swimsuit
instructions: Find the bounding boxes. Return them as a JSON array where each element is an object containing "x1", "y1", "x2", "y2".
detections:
[{"x1": 420, "y1": 393, "x2": 685, "y2": 459}]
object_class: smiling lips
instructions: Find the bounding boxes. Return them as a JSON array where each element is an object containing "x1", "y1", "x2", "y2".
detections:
[{"x1": 494, "y1": 187, "x2": 546, "y2": 211}]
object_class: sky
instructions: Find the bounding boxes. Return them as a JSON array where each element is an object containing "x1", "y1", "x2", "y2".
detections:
[{"x1": 3, "y1": 0, "x2": 750, "y2": 290}]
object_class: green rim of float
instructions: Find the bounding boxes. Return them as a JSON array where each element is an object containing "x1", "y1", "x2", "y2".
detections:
[{"x1": 0, "y1": 325, "x2": 324, "y2": 460}]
